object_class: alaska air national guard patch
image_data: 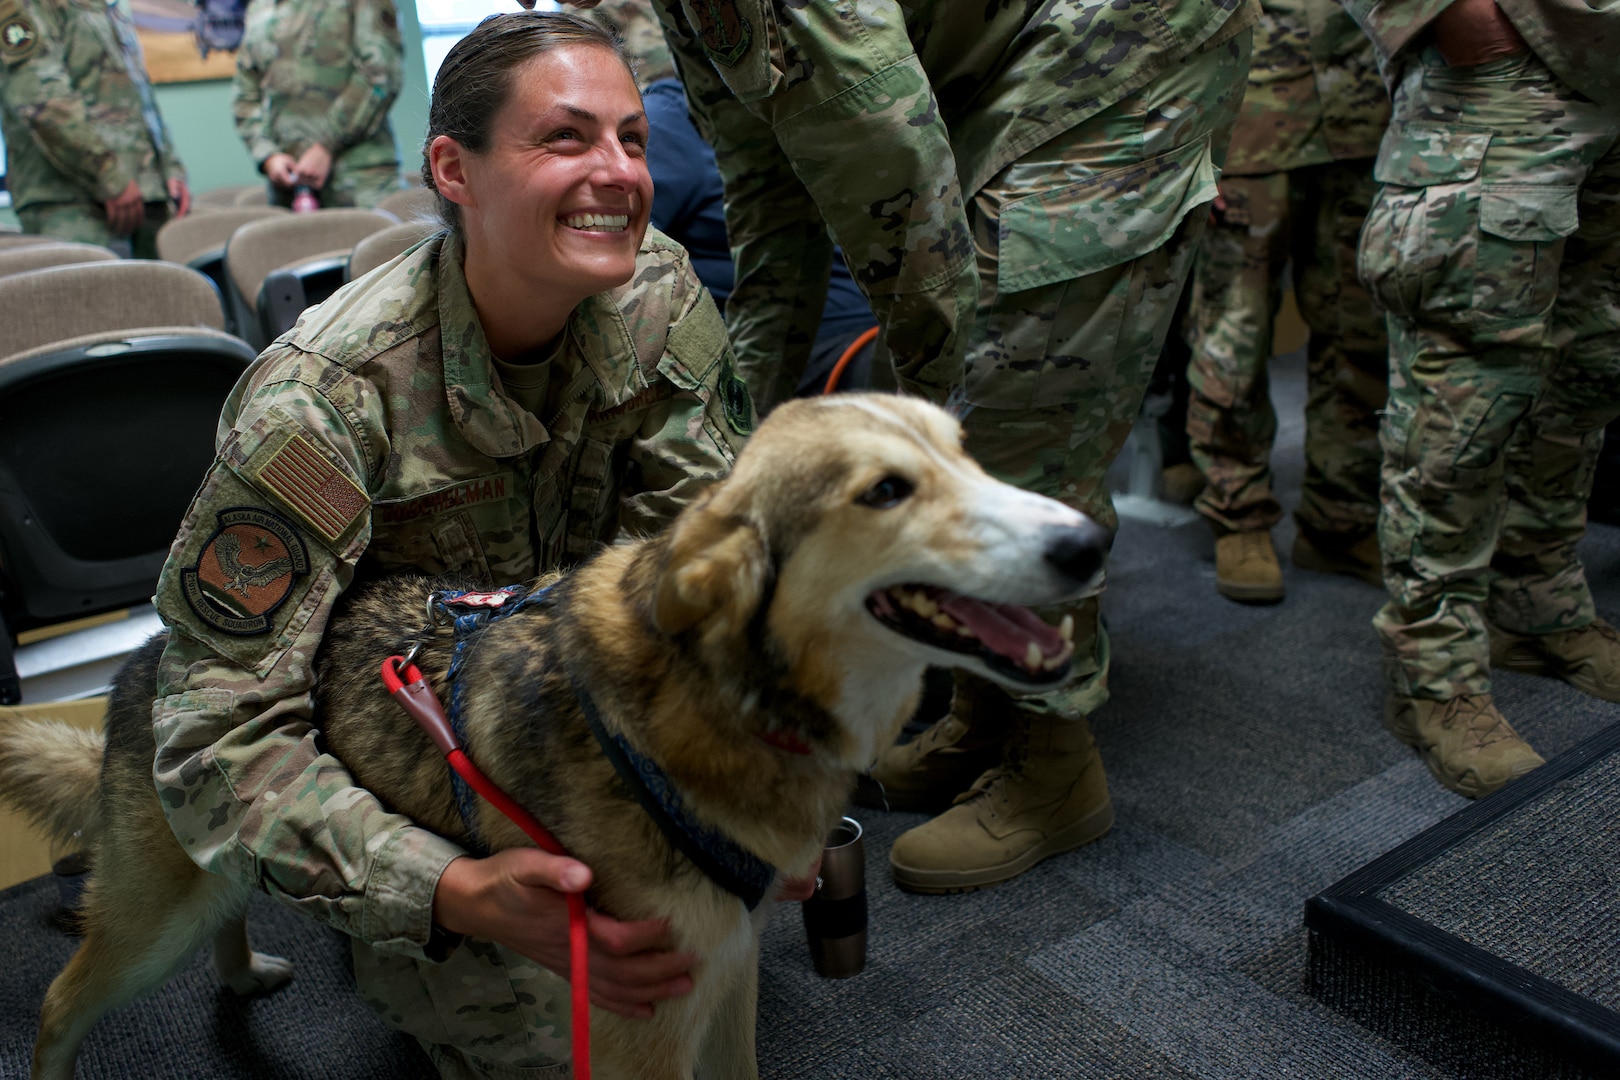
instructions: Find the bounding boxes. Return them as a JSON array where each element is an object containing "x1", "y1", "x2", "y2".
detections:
[
  {"x1": 691, "y1": 0, "x2": 751, "y2": 67},
  {"x1": 182, "y1": 508, "x2": 310, "y2": 635}
]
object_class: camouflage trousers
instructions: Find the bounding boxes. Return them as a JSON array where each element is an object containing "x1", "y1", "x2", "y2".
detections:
[
  {"x1": 1184, "y1": 161, "x2": 1388, "y2": 537},
  {"x1": 17, "y1": 198, "x2": 172, "y2": 259},
  {"x1": 961, "y1": 30, "x2": 1251, "y2": 722},
  {"x1": 265, "y1": 162, "x2": 402, "y2": 211},
  {"x1": 1360, "y1": 49, "x2": 1620, "y2": 700}
]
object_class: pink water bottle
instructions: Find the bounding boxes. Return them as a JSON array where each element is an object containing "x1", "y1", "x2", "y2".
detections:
[{"x1": 291, "y1": 185, "x2": 319, "y2": 213}]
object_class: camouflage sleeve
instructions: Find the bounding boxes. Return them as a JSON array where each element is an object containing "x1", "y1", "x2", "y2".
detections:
[
  {"x1": 652, "y1": 0, "x2": 975, "y2": 405},
  {"x1": 1338, "y1": 0, "x2": 1459, "y2": 80},
  {"x1": 318, "y1": 0, "x2": 404, "y2": 153},
  {"x1": 231, "y1": 20, "x2": 280, "y2": 168},
  {"x1": 620, "y1": 257, "x2": 750, "y2": 536},
  {"x1": 0, "y1": 0, "x2": 134, "y2": 200},
  {"x1": 150, "y1": 359, "x2": 465, "y2": 960}
]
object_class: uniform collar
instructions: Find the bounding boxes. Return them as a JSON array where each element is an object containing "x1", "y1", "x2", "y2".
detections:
[{"x1": 436, "y1": 233, "x2": 650, "y2": 460}]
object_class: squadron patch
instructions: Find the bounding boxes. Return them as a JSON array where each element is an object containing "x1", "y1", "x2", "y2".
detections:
[
  {"x1": 182, "y1": 508, "x2": 310, "y2": 636},
  {"x1": 0, "y1": 7, "x2": 39, "y2": 64},
  {"x1": 690, "y1": 0, "x2": 751, "y2": 68}
]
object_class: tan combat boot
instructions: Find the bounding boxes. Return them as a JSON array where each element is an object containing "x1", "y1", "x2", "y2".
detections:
[
  {"x1": 888, "y1": 713, "x2": 1114, "y2": 893},
  {"x1": 1214, "y1": 530, "x2": 1284, "y2": 604},
  {"x1": 1384, "y1": 693, "x2": 1545, "y2": 798},
  {"x1": 865, "y1": 677, "x2": 1010, "y2": 812},
  {"x1": 1489, "y1": 619, "x2": 1620, "y2": 702},
  {"x1": 1291, "y1": 527, "x2": 1382, "y2": 587}
]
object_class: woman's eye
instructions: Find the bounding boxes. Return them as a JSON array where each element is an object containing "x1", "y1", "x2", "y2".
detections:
[{"x1": 857, "y1": 475, "x2": 914, "y2": 509}]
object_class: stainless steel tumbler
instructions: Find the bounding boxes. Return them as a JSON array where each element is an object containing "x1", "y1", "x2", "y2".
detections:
[{"x1": 802, "y1": 816, "x2": 867, "y2": 978}]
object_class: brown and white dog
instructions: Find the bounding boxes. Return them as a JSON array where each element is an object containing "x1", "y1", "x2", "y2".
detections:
[{"x1": 0, "y1": 393, "x2": 1109, "y2": 1079}]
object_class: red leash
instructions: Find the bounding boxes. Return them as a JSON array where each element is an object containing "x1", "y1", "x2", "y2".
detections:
[{"x1": 381, "y1": 655, "x2": 592, "y2": 1080}]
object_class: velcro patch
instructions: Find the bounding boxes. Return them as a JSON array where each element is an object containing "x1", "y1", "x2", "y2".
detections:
[
  {"x1": 690, "y1": 0, "x2": 751, "y2": 66},
  {"x1": 181, "y1": 508, "x2": 310, "y2": 636},
  {"x1": 248, "y1": 431, "x2": 368, "y2": 547}
]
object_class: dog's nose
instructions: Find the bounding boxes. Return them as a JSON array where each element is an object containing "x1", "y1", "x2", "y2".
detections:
[{"x1": 1043, "y1": 519, "x2": 1111, "y2": 585}]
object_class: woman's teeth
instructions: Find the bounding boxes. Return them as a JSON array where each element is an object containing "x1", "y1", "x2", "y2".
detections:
[{"x1": 563, "y1": 213, "x2": 629, "y2": 232}]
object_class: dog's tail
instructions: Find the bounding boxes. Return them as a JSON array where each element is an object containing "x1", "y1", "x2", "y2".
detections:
[{"x1": 0, "y1": 712, "x2": 106, "y2": 849}]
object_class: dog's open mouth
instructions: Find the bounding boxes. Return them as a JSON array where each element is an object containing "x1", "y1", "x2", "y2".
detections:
[{"x1": 865, "y1": 585, "x2": 1075, "y2": 684}]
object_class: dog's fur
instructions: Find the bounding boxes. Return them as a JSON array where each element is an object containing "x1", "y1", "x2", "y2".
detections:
[{"x1": 0, "y1": 394, "x2": 1108, "y2": 1080}]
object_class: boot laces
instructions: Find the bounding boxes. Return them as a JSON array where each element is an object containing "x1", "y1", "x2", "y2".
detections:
[{"x1": 1439, "y1": 695, "x2": 1513, "y2": 747}]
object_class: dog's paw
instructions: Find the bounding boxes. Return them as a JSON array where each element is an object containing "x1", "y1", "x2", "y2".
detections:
[{"x1": 223, "y1": 952, "x2": 295, "y2": 996}]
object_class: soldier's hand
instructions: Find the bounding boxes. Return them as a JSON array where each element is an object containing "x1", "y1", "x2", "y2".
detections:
[
  {"x1": 294, "y1": 144, "x2": 333, "y2": 191},
  {"x1": 264, "y1": 153, "x2": 299, "y2": 189},
  {"x1": 1431, "y1": 0, "x2": 1528, "y2": 67},
  {"x1": 432, "y1": 849, "x2": 697, "y2": 1019},
  {"x1": 168, "y1": 177, "x2": 192, "y2": 218},
  {"x1": 103, "y1": 181, "x2": 145, "y2": 236}
]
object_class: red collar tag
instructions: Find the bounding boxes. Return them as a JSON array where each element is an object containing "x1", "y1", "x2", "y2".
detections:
[{"x1": 760, "y1": 729, "x2": 813, "y2": 755}]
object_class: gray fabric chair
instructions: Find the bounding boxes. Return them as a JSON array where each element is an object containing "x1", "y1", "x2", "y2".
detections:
[
  {"x1": 0, "y1": 262, "x2": 226, "y2": 363},
  {"x1": 224, "y1": 208, "x2": 394, "y2": 348},
  {"x1": 0, "y1": 235, "x2": 59, "y2": 250},
  {"x1": 156, "y1": 207, "x2": 289, "y2": 336},
  {"x1": 0, "y1": 242, "x2": 118, "y2": 279},
  {"x1": 374, "y1": 186, "x2": 439, "y2": 224},
  {"x1": 346, "y1": 219, "x2": 442, "y2": 281},
  {"x1": 192, "y1": 184, "x2": 268, "y2": 209}
]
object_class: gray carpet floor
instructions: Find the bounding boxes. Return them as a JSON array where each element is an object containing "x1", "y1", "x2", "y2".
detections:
[{"x1": 3, "y1": 349, "x2": 1617, "y2": 1078}]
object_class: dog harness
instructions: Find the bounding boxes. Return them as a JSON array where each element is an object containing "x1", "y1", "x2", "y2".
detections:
[{"x1": 426, "y1": 584, "x2": 777, "y2": 911}]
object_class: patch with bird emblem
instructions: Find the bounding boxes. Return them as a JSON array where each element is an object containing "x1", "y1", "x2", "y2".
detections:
[
  {"x1": 181, "y1": 507, "x2": 310, "y2": 636},
  {"x1": 690, "y1": 0, "x2": 752, "y2": 67},
  {"x1": 0, "y1": 0, "x2": 40, "y2": 65}
]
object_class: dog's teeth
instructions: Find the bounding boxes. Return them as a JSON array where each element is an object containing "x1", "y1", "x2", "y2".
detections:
[
  {"x1": 956, "y1": 625, "x2": 974, "y2": 637},
  {"x1": 914, "y1": 594, "x2": 939, "y2": 618},
  {"x1": 931, "y1": 612, "x2": 957, "y2": 631},
  {"x1": 1025, "y1": 642, "x2": 1042, "y2": 669},
  {"x1": 1042, "y1": 654, "x2": 1066, "y2": 671},
  {"x1": 1059, "y1": 615, "x2": 1074, "y2": 642}
]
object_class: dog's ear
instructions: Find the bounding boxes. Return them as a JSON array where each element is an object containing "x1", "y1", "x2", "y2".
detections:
[{"x1": 653, "y1": 506, "x2": 770, "y2": 639}]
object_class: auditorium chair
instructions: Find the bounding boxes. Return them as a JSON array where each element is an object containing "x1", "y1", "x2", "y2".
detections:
[
  {"x1": 346, "y1": 218, "x2": 442, "y2": 281},
  {"x1": 223, "y1": 208, "x2": 394, "y2": 350},
  {"x1": 0, "y1": 260, "x2": 227, "y2": 362},
  {"x1": 191, "y1": 183, "x2": 267, "y2": 209},
  {"x1": 0, "y1": 241, "x2": 118, "y2": 279},
  {"x1": 375, "y1": 186, "x2": 438, "y2": 223},
  {"x1": 0, "y1": 327, "x2": 257, "y2": 703},
  {"x1": 155, "y1": 206, "x2": 289, "y2": 336}
]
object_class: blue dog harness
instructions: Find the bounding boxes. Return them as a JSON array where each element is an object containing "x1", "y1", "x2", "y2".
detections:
[{"x1": 428, "y1": 585, "x2": 777, "y2": 910}]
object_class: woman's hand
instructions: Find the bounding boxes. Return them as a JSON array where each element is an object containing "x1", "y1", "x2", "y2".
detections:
[
  {"x1": 1431, "y1": 0, "x2": 1528, "y2": 67},
  {"x1": 263, "y1": 152, "x2": 299, "y2": 189},
  {"x1": 167, "y1": 176, "x2": 191, "y2": 218},
  {"x1": 432, "y1": 849, "x2": 698, "y2": 1019},
  {"x1": 103, "y1": 180, "x2": 144, "y2": 235}
]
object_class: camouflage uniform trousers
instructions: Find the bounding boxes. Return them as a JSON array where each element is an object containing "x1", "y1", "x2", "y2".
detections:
[
  {"x1": 18, "y1": 198, "x2": 172, "y2": 259},
  {"x1": 1360, "y1": 49, "x2": 1620, "y2": 701},
  {"x1": 1184, "y1": 161, "x2": 1388, "y2": 537},
  {"x1": 961, "y1": 30, "x2": 1250, "y2": 723},
  {"x1": 265, "y1": 163, "x2": 402, "y2": 211}
]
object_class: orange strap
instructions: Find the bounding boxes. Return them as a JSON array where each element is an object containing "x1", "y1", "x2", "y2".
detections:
[{"x1": 823, "y1": 325, "x2": 879, "y2": 395}]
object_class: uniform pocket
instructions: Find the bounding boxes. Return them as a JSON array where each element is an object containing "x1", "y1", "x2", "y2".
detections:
[
  {"x1": 996, "y1": 134, "x2": 1218, "y2": 294},
  {"x1": 1472, "y1": 183, "x2": 1578, "y2": 321}
]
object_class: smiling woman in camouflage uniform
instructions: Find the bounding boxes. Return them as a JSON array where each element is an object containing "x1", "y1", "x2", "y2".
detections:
[
  {"x1": 232, "y1": 0, "x2": 404, "y2": 209},
  {"x1": 147, "y1": 13, "x2": 752, "y2": 1076}
]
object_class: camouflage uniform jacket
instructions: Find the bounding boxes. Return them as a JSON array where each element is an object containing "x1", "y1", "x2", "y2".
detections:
[
  {"x1": 232, "y1": 0, "x2": 403, "y2": 174},
  {"x1": 653, "y1": 0, "x2": 1259, "y2": 399},
  {"x1": 0, "y1": 0, "x2": 184, "y2": 213},
  {"x1": 1340, "y1": 0, "x2": 1620, "y2": 105},
  {"x1": 149, "y1": 229, "x2": 748, "y2": 975},
  {"x1": 1225, "y1": 0, "x2": 1388, "y2": 174}
]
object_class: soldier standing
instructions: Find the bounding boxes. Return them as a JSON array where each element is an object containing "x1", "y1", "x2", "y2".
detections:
[
  {"x1": 1347, "y1": 0, "x2": 1620, "y2": 797},
  {"x1": 232, "y1": 0, "x2": 404, "y2": 210},
  {"x1": 1184, "y1": 0, "x2": 1391, "y2": 603},
  {"x1": 636, "y1": 0, "x2": 1259, "y2": 893},
  {"x1": 0, "y1": 0, "x2": 190, "y2": 257}
]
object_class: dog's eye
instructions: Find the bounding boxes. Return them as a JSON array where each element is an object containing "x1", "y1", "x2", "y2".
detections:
[{"x1": 857, "y1": 475, "x2": 914, "y2": 509}]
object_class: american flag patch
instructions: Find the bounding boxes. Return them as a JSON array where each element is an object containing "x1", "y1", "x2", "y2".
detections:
[{"x1": 253, "y1": 433, "x2": 368, "y2": 545}]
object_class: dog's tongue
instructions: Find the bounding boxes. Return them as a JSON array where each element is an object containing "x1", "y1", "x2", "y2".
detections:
[{"x1": 938, "y1": 593, "x2": 1063, "y2": 660}]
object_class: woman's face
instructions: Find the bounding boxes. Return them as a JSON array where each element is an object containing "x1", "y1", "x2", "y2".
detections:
[{"x1": 453, "y1": 45, "x2": 653, "y2": 304}]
